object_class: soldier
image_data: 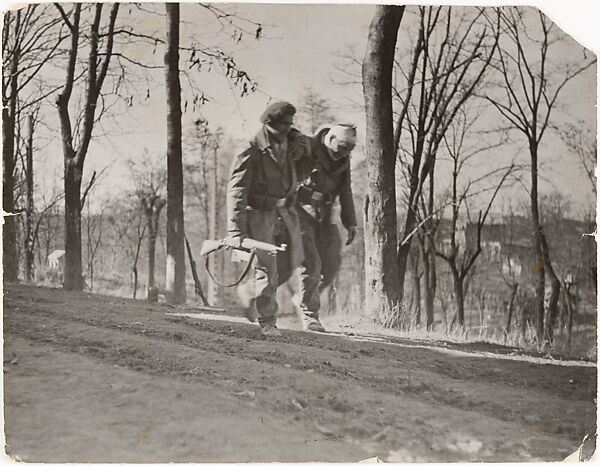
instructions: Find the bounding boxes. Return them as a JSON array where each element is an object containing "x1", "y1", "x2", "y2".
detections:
[
  {"x1": 294, "y1": 123, "x2": 358, "y2": 332},
  {"x1": 226, "y1": 101, "x2": 309, "y2": 337}
]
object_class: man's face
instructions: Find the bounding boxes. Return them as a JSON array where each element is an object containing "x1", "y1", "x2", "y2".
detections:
[
  {"x1": 328, "y1": 137, "x2": 355, "y2": 161},
  {"x1": 269, "y1": 114, "x2": 294, "y2": 136}
]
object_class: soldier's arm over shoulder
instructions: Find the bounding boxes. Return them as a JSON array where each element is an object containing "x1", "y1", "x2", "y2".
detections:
[
  {"x1": 226, "y1": 143, "x2": 255, "y2": 236},
  {"x1": 288, "y1": 128, "x2": 312, "y2": 161}
]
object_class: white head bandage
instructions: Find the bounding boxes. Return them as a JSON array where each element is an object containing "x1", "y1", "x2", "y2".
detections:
[{"x1": 324, "y1": 125, "x2": 357, "y2": 160}]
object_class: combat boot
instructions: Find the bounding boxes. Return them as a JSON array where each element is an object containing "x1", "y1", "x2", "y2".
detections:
[
  {"x1": 303, "y1": 317, "x2": 325, "y2": 333},
  {"x1": 260, "y1": 323, "x2": 282, "y2": 337}
]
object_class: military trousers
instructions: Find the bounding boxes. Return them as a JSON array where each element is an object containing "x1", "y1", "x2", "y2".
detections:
[
  {"x1": 236, "y1": 212, "x2": 296, "y2": 327},
  {"x1": 296, "y1": 210, "x2": 342, "y2": 322}
]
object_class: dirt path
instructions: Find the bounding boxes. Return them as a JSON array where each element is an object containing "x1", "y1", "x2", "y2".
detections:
[{"x1": 3, "y1": 284, "x2": 596, "y2": 462}]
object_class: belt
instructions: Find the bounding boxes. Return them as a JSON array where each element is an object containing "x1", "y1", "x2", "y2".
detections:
[{"x1": 248, "y1": 193, "x2": 293, "y2": 210}]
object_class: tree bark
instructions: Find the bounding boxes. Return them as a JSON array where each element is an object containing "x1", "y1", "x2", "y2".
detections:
[
  {"x1": 2, "y1": 102, "x2": 18, "y2": 282},
  {"x1": 452, "y1": 270, "x2": 465, "y2": 327},
  {"x1": 63, "y1": 160, "x2": 84, "y2": 289},
  {"x1": 207, "y1": 144, "x2": 218, "y2": 305},
  {"x1": 2, "y1": 11, "x2": 20, "y2": 282},
  {"x1": 148, "y1": 231, "x2": 157, "y2": 288},
  {"x1": 25, "y1": 114, "x2": 35, "y2": 281},
  {"x1": 543, "y1": 254, "x2": 561, "y2": 343},
  {"x1": 164, "y1": 3, "x2": 186, "y2": 305},
  {"x1": 506, "y1": 283, "x2": 518, "y2": 333},
  {"x1": 419, "y1": 234, "x2": 436, "y2": 330},
  {"x1": 411, "y1": 255, "x2": 421, "y2": 327},
  {"x1": 145, "y1": 196, "x2": 165, "y2": 301},
  {"x1": 564, "y1": 283, "x2": 574, "y2": 351},
  {"x1": 133, "y1": 267, "x2": 139, "y2": 299},
  {"x1": 424, "y1": 253, "x2": 436, "y2": 330},
  {"x1": 132, "y1": 232, "x2": 143, "y2": 299},
  {"x1": 361, "y1": 5, "x2": 405, "y2": 325},
  {"x1": 56, "y1": 3, "x2": 81, "y2": 290},
  {"x1": 529, "y1": 141, "x2": 561, "y2": 342}
]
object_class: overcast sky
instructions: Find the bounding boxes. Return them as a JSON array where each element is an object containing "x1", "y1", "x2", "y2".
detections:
[{"x1": 28, "y1": 2, "x2": 597, "y2": 214}]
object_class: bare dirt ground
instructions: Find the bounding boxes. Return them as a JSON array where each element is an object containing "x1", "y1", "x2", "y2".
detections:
[{"x1": 3, "y1": 283, "x2": 597, "y2": 462}]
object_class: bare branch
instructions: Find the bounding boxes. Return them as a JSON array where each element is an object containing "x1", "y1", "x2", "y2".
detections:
[
  {"x1": 54, "y1": 3, "x2": 74, "y2": 32},
  {"x1": 79, "y1": 171, "x2": 97, "y2": 212}
]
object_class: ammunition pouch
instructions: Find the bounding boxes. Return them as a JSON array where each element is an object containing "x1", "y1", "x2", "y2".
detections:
[{"x1": 297, "y1": 185, "x2": 333, "y2": 206}]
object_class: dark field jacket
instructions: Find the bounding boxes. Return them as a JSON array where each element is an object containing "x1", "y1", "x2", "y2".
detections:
[
  {"x1": 226, "y1": 126, "x2": 308, "y2": 269},
  {"x1": 296, "y1": 125, "x2": 357, "y2": 229}
]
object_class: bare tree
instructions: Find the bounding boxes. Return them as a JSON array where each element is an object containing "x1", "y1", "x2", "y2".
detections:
[
  {"x1": 362, "y1": 6, "x2": 405, "y2": 325},
  {"x1": 560, "y1": 122, "x2": 596, "y2": 195},
  {"x1": 2, "y1": 5, "x2": 65, "y2": 281},
  {"x1": 130, "y1": 214, "x2": 146, "y2": 300},
  {"x1": 35, "y1": 190, "x2": 64, "y2": 273},
  {"x1": 54, "y1": 3, "x2": 120, "y2": 290},
  {"x1": 393, "y1": 7, "x2": 500, "y2": 326},
  {"x1": 127, "y1": 154, "x2": 167, "y2": 301},
  {"x1": 415, "y1": 229, "x2": 436, "y2": 329},
  {"x1": 484, "y1": 7, "x2": 596, "y2": 342},
  {"x1": 432, "y1": 110, "x2": 516, "y2": 326},
  {"x1": 112, "y1": 197, "x2": 147, "y2": 299},
  {"x1": 498, "y1": 204, "x2": 524, "y2": 334},
  {"x1": 184, "y1": 118, "x2": 223, "y2": 238},
  {"x1": 83, "y1": 200, "x2": 106, "y2": 292},
  {"x1": 17, "y1": 104, "x2": 51, "y2": 282},
  {"x1": 164, "y1": 3, "x2": 186, "y2": 304}
]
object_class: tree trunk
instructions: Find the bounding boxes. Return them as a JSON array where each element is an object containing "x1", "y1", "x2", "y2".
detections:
[
  {"x1": 440, "y1": 295, "x2": 448, "y2": 331},
  {"x1": 133, "y1": 267, "x2": 139, "y2": 299},
  {"x1": 565, "y1": 284, "x2": 574, "y2": 351},
  {"x1": 89, "y1": 262, "x2": 94, "y2": 292},
  {"x1": 506, "y1": 283, "x2": 518, "y2": 333},
  {"x1": 361, "y1": 5, "x2": 405, "y2": 326},
  {"x1": 25, "y1": 114, "x2": 35, "y2": 281},
  {"x1": 146, "y1": 225, "x2": 158, "y2": 303},
  {"x1": 452, "y1": 271, "x2": 465, "y2": 327},
  {"x1": 529, "y1": 141, "x2": 561, "y2": 343},
  {"x1": 164, "y1": 3, "x2": 186, "y2": 305},
  {"x1": 397, "y1": 211, "x2": 418, "y2": 303},
  {"x1": 145, "y1": 197, "x2": 165, "y2": 302},
  {"x1": 63, "y1": 160, "x2": 84, "y2": 290},
  {"x1": 409, "y1": 246, "x2": 421, "y2": 327},
  {"x1": 2, "y1": 25, "x2": 20, "y2": 282},
  {"x1": 132, "y1": 234, "x2": 143, "y2": 299},
  {"x1": 428, "y1": 254, "x2": 437, "y2": 328},
  {"x1": 529, "y1": 142, "x2": 546, "y2": 340},
  {"x1": 207, "y1": 145, "x2": 218, "y2": 305},
  {"x1": 544, "y1": 268, "x2": 561, "y2": 343},
  {"x1": 412, "y1": 265, "x2": 421, "y2": 327},
  {"x1": 420, "y1": 239, "x2": 436, "y2": 330},
  {"x1": 56, "y1": 3, "x2": 83, "y2": 291},
  {"x1": 147, "y1": 231, "x2": 157, "y2": 288}
]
